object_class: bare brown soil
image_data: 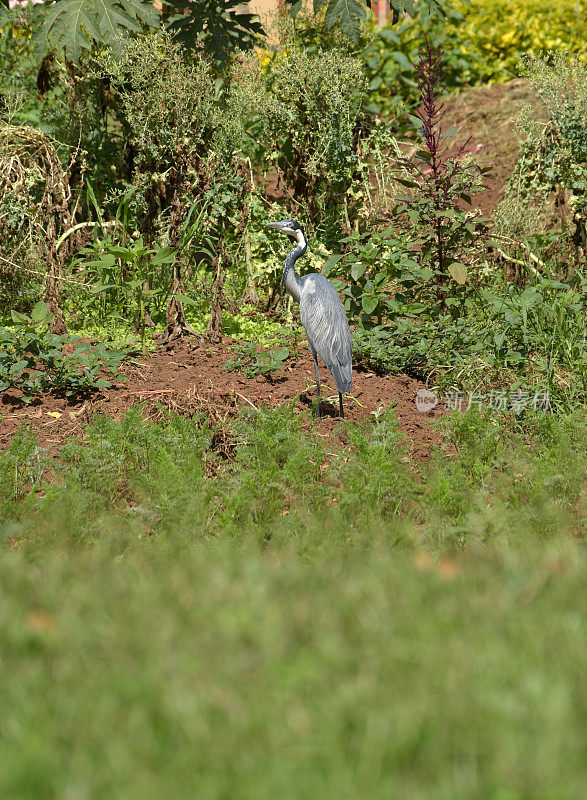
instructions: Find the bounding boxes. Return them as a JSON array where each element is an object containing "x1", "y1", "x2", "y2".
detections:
[
  {"x1": 441, "y1": 78, "x2": 548, "y2": 216},
  {"x1": 0, "y1": 336, "x2": 447, "y2": 462}
]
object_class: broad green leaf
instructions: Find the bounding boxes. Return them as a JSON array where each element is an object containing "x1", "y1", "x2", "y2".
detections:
[
  {"x1": 151, "y1": 247, "x2": 179, "y2": 266},
  {"x1": 10, "y1": 360, "x2": 30, "y2": 375},
  {"x1": 351, "y1": 262, "x2": 367, "y2": 281},
  {"x1": 380, "y1": 28, "x2": 399, "y2": 44},
  {"x1": 112, "y1": 0, "x2": 158, "y2": 28},
  {"x1": 362, "y1": 295, "x2": 379, "y2": 315},
  {"x1": 415, "y1": 268, "x2": 434, "y2": 282},
  {"x1": 173, "y1": 294, "x2": 199, "y2": 307},
  {"x1": 106, "y1": 246, "x2": 137, "y2": 262},
  {"x1": 87, "y1": 255, "x2": 117, "y2": 269},
  {"x1": 31, "y1": 0, "x2": 159, "y2": 65},
  {"x1": 448, "y1": 262, "x2": 468, "y2": 284},
  {"x1": 394, "y1": 176, "x2": 418, "y2": 188},
  {"x1": 322, "y1": 254, "x2": 343, "y2": 276},
  {"x1": 31, "y1": 301, "x2": 52, "y2": 324},
  {"x1": 392, "y1": 50, "x2": 412, "y2": 70},
  {"x1": 91, "y1": 283, "x2": 118, "y2": 293},
  {"x1": 323, "y1": 0, "x2": 367, "y2": 40}
]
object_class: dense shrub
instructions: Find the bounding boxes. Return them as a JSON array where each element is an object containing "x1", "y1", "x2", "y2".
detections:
[
  {"x1": 96, "y1": 32, "x2": 251, "y2": 341},
  {"x1": 445, "y1": 0, "x2": 587, "y2": 84},
  {"x1": 498, "y1": 52, "x2": 587, "y2": 258},
  {"x1": 241, "y1": 29, "x2": 373, "y2": 243}
]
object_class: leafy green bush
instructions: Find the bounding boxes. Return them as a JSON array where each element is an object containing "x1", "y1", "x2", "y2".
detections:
[
  {"x1": 69, "y1": 227, "x2": 179, "y2": 351},
  {"x1": 360, "y1": 0, "x2": 586, "y2": 122},
  {"x1": 0, "y1": 302, "x2": 129, "y2": 400},
  {"x1": 241, "y1": 33, "x2": 370, "y2": 241},
  {"x1": 391, "y1": 37, "x2": 491, "y2": 314},
  {"x1": 225, "y1": 341, "x2": 290, "y2": 379},
  {"x1": 323, "y1": 39, "x2": 490, "y2": 330},
  {"x1": 322, "y1": 227, "x2": 421, "y2": 326},
  {"x1": 353, "y1": 271, "x2": 586, "y2": 411},
  {"x1": 361, "y1": 6, "x2": 477, "y2": 120},
  {"x1": 96, "y1": 32, "x2": 252, "y2": 340},
  {"x1": 441, "y1": 0, "x2": 587, "y2": 84},
  {"x1": 97, "y1": 32, "x2": 224, "y2": 220}
]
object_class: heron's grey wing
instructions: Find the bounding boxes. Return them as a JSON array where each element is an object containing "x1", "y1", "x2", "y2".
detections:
[{"x1": 299, "y1": 274, "x2": 352, "y2": 393}]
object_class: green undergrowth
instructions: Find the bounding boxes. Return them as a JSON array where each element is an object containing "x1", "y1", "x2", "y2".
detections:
[
  {"x1": 0, "y1": 406, "x2": 584, "y2": 799},
  {"x1": 352, "y1": 273, "x2": 587, "y2": 413},
  {"x1": 67, "y1": 309, "x2": 297, "y2": 351},
  {"x1": 1, "y1": 404, "x2": 584, "y2": 552}
]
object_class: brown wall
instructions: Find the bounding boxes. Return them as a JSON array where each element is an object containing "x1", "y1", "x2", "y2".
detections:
[{"x1": 248, "y1": 0, "x2": 279, "y2": 16}]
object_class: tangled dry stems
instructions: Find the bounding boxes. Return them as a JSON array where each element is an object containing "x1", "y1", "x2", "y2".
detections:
[{"x1": 0, "y1": 123, "x2": 81, "y2": 331}]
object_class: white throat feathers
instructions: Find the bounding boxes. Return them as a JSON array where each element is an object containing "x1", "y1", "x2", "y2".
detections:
[{"x1": 293, "y1": 228, "x2": 307, "y2": 248}]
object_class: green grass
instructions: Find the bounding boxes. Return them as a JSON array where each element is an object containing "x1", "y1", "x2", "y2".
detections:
[{"x1": 0, "y1": 405, "x2": 585, "y2": 799}]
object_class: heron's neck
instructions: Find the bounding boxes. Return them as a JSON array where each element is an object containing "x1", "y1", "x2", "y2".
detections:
[{"x1": 283, "y1": 229, "x2": 307, "y2": 304}]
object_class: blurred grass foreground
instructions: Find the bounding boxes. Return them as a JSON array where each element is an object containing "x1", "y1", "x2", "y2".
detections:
[{"x1": 0, "y1": 406, "x2": 585, "y2": 799}]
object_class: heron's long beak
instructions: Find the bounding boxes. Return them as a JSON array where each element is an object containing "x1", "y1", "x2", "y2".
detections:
[{"x1": 266, "y1": 222, "x2": 283, "y2": 231}]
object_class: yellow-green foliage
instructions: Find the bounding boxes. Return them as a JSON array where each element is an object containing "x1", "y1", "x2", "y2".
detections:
[
  {"x1": 446, "y1": 0, "x2": 587, "y2": 83},
  {"x1": 362, "y1": 1, "x2": 586, "y2": 120}
]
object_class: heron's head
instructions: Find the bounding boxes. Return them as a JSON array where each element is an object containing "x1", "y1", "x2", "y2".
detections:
[
  {"x1": 267, "y1": 219, "x2": 307, "y2": 249},
  {"x1": 267, "y1": 219, "x2": 301, "y2": 238}
]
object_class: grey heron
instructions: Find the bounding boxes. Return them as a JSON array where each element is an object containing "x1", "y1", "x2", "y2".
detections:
[{"x1": 267, "y1": 219, "x2": 352, "y2": 419}]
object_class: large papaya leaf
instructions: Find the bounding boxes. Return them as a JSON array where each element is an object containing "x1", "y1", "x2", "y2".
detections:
[
  {"x1": 162, "y1": 0, "x2": 264, "y2": 62},
  {"x1": 29, "y1": 0, "x2": 159, "y2": 64},
  {"x1": 288, "y1": 0, "x2": 445, "y2": 42},
  {"x1": 321, "y1": 0, "x2": 368, "y2": 40}
]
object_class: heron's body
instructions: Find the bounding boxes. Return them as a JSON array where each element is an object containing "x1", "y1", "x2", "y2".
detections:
[{"x1": 269, "y1": 220, "x2": 352, "y2": 418}]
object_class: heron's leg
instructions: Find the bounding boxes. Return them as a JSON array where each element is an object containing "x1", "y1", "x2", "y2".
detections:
[
  {"x1": 338, "y1": 392, "x2": 344, "y2": 419},
  {"x1": 310, "y1": 349, "x2": 321, "y2": 419}
]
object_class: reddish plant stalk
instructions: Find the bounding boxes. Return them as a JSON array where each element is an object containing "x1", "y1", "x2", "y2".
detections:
[{"x1": 416, "y1": 36, "x2": 448, "y2": 283}]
